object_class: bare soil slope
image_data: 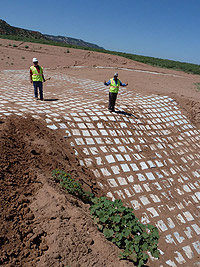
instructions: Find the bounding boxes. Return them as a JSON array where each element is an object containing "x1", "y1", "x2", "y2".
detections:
[{"x1": 0, "y1": 115, "x2": 131, "y2": 267}]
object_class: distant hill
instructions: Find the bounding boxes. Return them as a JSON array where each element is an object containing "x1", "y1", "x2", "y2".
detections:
[
  {"x1": 44, "y1": 34, "x2": 104, "y2": 49},
  {"x1": 0, "y1": 19, "x2": 104, "y2": 49},
  {"x1": 0, "y1": 19, "x2": 44, "y2": 39}
]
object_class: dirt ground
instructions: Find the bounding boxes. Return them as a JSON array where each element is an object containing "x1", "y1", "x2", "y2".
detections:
[
  {"x1": 0, "y1": 115, "x2": 132, "y2": 267},
  {"x1": 0, "y1": 38, "x2": 200, "y2": 267},
  {"x1": 0, "y1": 38, "x2": 199, "y2": 127}
]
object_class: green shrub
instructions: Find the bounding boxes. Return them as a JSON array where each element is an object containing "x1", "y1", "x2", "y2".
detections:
[
  {"x1": 52, "y1": 169, "x2": 93, "y2": 203},
  {"x1": 25, "y1": 45, "x2": 29, "y2": 49},
  {"x1": 90, "y1": 197, "x2": 160, "y2": 266},
  {"x1": 52, "y1": 170, "x2": 160, "y2": 266},
  {"x1": 13, "y1": 44, "x2": 17, "y2": 47}
]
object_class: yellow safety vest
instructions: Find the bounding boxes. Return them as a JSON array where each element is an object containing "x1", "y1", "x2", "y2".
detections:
[
  {"x1": 109, "y1": 78, "x2": 120, "y2": 93},
  {"x1": 30, "y1": 65, "x2": 43, "y2": 82}
]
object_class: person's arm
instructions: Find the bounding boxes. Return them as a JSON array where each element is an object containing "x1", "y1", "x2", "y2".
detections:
[
  {"x1": 41, "y1": 66, "x2": 45, "y2": 82},
  {"x1": 42, "y1": 74, "x2": 46, "y2": 82},
  {"x1": 30, "y1": 69, "x2": 33, "y2": 83},
  {"x1": 120, "y1": 80, "x2": 128, "y2": 87},
  {"x1": 104, "y1": 79, "x2": 111, "y2": 86}
]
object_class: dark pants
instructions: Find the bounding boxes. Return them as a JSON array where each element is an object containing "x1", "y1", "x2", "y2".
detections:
[
  {"x1": 108, "y1": 92, "x2": 118, "y2": 111},
  {"x1": 33, "y1": 81, "x2": 43, "y2": 100}
]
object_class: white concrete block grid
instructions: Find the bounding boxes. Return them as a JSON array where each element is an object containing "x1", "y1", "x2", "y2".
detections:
[{"x1": 0, "y1": 70, "x2": 200, "y2": 266}]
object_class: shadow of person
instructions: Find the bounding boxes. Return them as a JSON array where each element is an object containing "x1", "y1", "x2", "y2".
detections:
[
  {"x1": 115, "y1": 110, "x2": 138, "y2": 119},
  {"x1": 44, "y1": 99, "x2": 59, "y2": 102}
]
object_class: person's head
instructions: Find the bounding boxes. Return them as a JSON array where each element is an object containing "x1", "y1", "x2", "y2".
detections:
[
  {"x1": 32, "y1": 57, "x2": 38, "y2": 65},
  {"x1": 114, "y1": 73, "x2": 118, "y2": 80}
]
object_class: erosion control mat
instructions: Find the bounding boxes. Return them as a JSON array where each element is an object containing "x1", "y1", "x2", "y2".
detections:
[{"x1": 0, "y1": 115, "x2": 131, "y2": 267}]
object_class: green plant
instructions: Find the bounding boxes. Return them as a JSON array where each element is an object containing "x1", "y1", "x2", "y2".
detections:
[
  {"x1": 52, "y1": 170, "x2": 160, "y2": 266},
  {"x1": 21, "y1": 57, "x2": 25, "y2": 59},
  {"x1": 25, "y1": 45, "x2": 29, "y2": 48},
  {"x1": 195, "y1": 83, "x2": 200, "y2": 91},
  {"x1": 90, "y1": 197, "x2": 160, "y2": 266},
  {"x1": 13, "y1": 44, "x2": 17, "y2": 47},
  {"x1": 52, "y1": 170, "x2": 93, "y2": 203}
]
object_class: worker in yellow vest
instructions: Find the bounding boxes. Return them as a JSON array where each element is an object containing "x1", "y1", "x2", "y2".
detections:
[
  {"x1": 104, "y1": 73, "x2": 128, "y2": 112},
  {"x1": 30, "y1": 58, "x2": 46, "y2": 100}
]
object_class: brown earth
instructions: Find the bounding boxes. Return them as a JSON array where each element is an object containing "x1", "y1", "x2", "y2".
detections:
[
  {"x1": 0, "y1": 38, "x2": 199, "y2": 127},
  {"x1": 0, "y1": 115, "x2": 131, "y2": 267},
  {"x1": 0, "y1": 38, "x2": 200, "y2": 267}
]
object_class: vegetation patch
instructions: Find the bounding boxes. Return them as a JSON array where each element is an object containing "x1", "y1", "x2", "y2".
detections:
[
  {"x1": 53, "y1": 170, "x2": 160, "y2": 266},
  {"x1": 194, "y1": 83, "x2": 200, "y2": 91},
  {"x1": 52, "y1": 169, "x2": 93, "y2": 203},
  {"x1": 90, "y1": 197, "x2": 160, "y2": 266}
]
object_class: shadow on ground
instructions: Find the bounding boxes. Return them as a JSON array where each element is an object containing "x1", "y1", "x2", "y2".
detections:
[
  {"x1": 44, "y1": 99, "x2": 59, "y2": 102},
  {"x1": 115, "y1": 110, "x2": 138, "y2": 119}
]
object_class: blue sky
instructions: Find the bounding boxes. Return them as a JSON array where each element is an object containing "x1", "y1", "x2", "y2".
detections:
[{"x1": 1, "y1": 0, "x2": 200, "y2": 64}]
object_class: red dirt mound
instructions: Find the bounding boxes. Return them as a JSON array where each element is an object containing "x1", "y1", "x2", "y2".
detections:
[
  {"x1": 0, "y1": 115, "x2": 131, "y2": 267},
  {"x1": 175, "y1": 96, "x2": 200, "y2": 127}
]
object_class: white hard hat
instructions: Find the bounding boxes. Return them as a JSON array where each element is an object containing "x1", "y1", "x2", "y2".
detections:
[
  {"x1": 114, "y1": 72, "x2": 118, "y2": 77},
  {"x1": 32, "y1": 57, "x2": 38, "y2": 63}
]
